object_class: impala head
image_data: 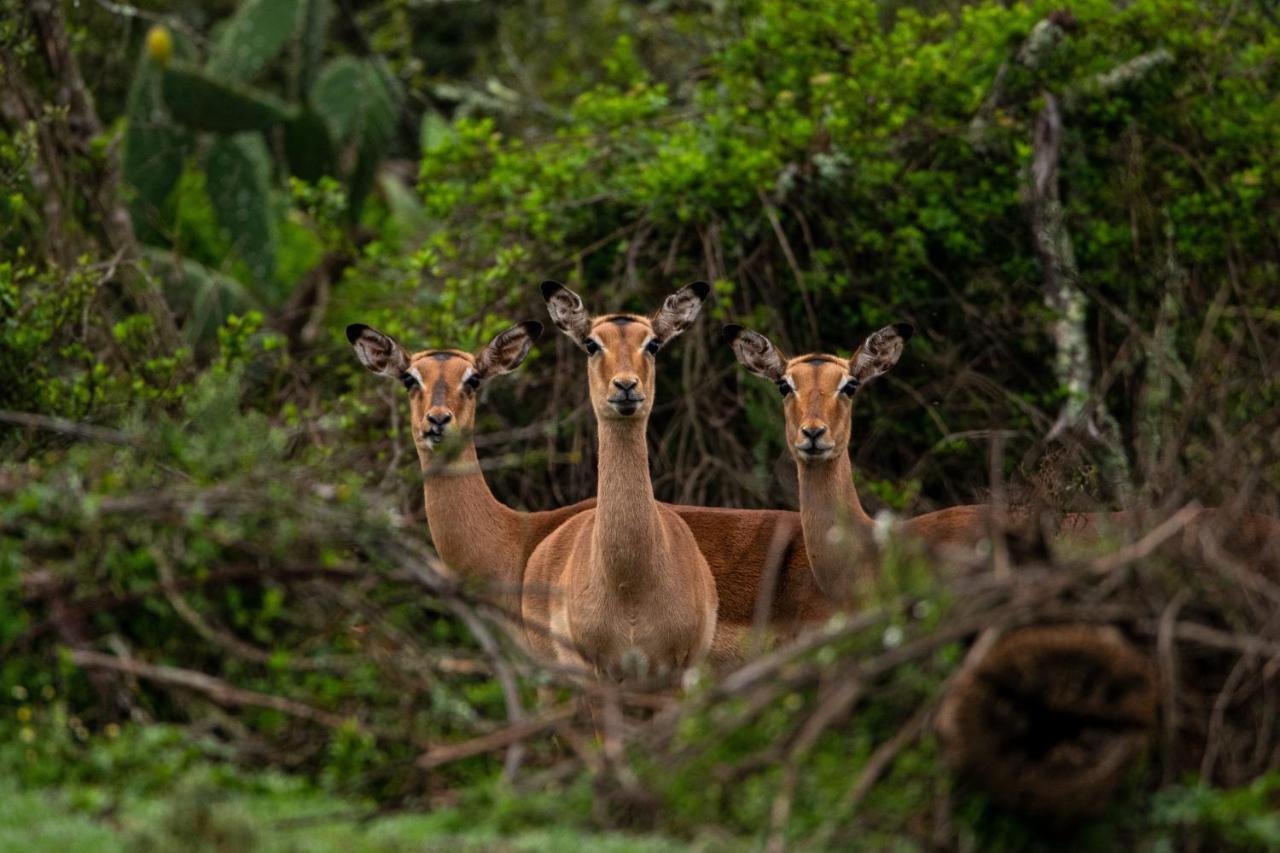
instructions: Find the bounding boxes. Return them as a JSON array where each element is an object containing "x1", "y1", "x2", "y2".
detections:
[
  {"x1": 541, "y1": 280, "x2": 710, "y2": 422},
  {"x1": 346, "y1": 320, "x2": 542, "y2": 452},
  {"x1": 724, "y1": 323, "x2": 913, "y2": 463}
]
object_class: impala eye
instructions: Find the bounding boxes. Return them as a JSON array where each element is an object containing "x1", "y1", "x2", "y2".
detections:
[
  {"x1": 400, "y1": 373, "x2": 419, "y2": 391},
  {"x1": 463, "y1": 374, "x2": 481, "y2": 392},
  {"x1": 840, "y1": 378, "x2": 860, "y2": 397},
  {"x1": 584, "y1": 339, "x2": 601, "y2": 356},
  {"x1": 644, "y1": 339, "x2": 662, "y2": 355},
  {"x1": 776, "y1": 380, "x2": 792, "y2": 397}
]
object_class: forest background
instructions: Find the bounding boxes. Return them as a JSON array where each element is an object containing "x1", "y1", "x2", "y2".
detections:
[{"x1": 2, "y1": 0, "x2": 1279, "y2": 849}]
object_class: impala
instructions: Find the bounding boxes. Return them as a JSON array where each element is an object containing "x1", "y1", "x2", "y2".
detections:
[
  {"x1": 522, "y1": 281, "x2": 718, "y2": 680},
  {"x1": 347, "y1": 317, "x2": 832, "y2": 669},
  {"x1": 724, "y1": 323, "x2": 1280, "y2": 600},
  {"x1": 347, "y1": 320, "x2": 595, "y2": 624}
]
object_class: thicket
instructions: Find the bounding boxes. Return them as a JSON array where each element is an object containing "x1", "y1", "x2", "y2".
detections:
[{"x1": 2, "y1": 0, "x2": 1278, "y2": 849}]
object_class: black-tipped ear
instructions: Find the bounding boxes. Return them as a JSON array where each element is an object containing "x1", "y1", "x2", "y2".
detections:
[
  {"x1": 726, "y1": 325, "x2": 787, "y2": 382},
  {"x1": 475, "y1": 320, "x2": 542, "y2": 378},
  {"x1": 722, "y1": 324, "x2": 744, "y2": 345},
  {"x1": 347, "y1": 323, "x2": 412, "y2": 378},
  {"x1": 850, "y1": 324, "x2": 911, "y2": 383},
  {"x1": 541, "y1": 280, "x2": 592, "y2": 344},
  {"x1": 652, "y1": 281, "x2": 709, "y2": 342}
]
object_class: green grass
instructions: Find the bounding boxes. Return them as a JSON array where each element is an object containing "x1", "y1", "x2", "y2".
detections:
[{"x1": 0, "y1": 774, "x2": 709, "y2": 853}]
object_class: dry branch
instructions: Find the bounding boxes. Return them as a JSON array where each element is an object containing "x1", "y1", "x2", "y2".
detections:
[
  {"x1": 417, "y1": 705, "x2": 579, "y2": 771},
  {"x1": 70, "y1": 649, "x2": 355, "y2": 730}
]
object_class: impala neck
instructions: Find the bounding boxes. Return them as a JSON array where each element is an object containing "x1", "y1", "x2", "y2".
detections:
[
  {"x1": 796, "y1": 448, "x2": 876, "y2": 603},
  {"x1": 419, "y1": 441, "x2": 521, "y2": 594},
  {"x1": 592, "y1": 418, "x2": 661, "y2": 590}
]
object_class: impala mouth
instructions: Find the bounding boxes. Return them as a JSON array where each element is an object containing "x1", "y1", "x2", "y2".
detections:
[
  {"x1": 795, "y1": 441, "x2": 835, "y2": 460},
  {"x1": 607, "y1": 393, "x2": 646, "y2": 417},
  {"x1": 423, "y1": 427, "x2": 447, "y2": 447}
]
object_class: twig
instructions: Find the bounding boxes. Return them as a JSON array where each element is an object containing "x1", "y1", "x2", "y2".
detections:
[
  {"x1": 766, "y1": 678, "x2": 864, "y2": 853},
  {"x1": 416, "y1": 704, "x2": 578, "y2": 770},
  {"x1": 70, "y1": 649, "x2": 357, "y2": 731},
  {"x1": 1087, "y1": 502, "x2": 1202, "y2": 573},
  {"x1": 154, "y1": 547, "x2": 349, "y2": 673},
  {"x1": 813, "y1": 698, "x2": 936, "y2": 848},
  {"x1": 0, "y1": 410, "x2": 135, "y2": 445},
  {"x1": 1157, "y1": 590, "x2": 1189, "y2": 784},
  {"x1": 1200, "y1": 653, "x2": 1255, "y2": 782}
]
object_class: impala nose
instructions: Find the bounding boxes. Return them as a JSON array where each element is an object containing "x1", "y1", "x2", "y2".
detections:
[
  {"x1": 423, "y1": 409, "x2": 453, "y2": 445},
  {"x1": 796, "y1": 422, "x2": 833, "y2": 458},
  {"x1": 607, "y1": 374, "x2": 645, "y2": 416}
]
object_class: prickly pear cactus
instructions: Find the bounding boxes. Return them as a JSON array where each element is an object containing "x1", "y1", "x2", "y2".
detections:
[
  {"x1": 205, "y1": 135, "x2": 276, "y2": 286},
  {"x1": 208, "y1": 0, "x2": 303, "y2": 83},
  {"x1": 121, "y1": 0, "x2": 403, "y2": 301}
]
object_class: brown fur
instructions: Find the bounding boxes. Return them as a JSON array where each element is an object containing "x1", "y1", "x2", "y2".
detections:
[
  {"x1": 350, "y1": 320, "x2": 837, "y2": 670},
  {"x1": 727, "y1": 323, "x2": 929, "y2": 601},
  {"x1": 726, "y1": 324, "x2": 1280, "y2": 597},
  {"x1": 527, "y1": 283, "x2": 718, "y2": 680}
]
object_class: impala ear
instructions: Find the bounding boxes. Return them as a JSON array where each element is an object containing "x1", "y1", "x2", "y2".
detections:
[
  {"x1": 475, "y1": 321, "x2": 542, "y2": 378},
  {"x1": 850, "y1": 323, "x2": 913, "y2": 383},
  {"x1": 723, "y1": 324, "x2": 787, "y2": 382},
  {"x1": 652, "y1": 281, "x2": 710, "y2": 342},
  {"x1": 540, "y1": 280, "x2": 592, "y2": 345},
  {"x1": 346, "y1": 323, "x2": 412, "y2": 378}
]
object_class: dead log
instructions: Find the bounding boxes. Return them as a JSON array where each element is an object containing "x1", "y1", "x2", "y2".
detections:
[{"x1": 937, "y1": 623, "x2": 1157, "y2": 818}]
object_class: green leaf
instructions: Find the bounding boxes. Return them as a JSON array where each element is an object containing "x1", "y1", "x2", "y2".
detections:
[
  {"x1": 162, "y1": 63, "x2": 292, "y2": 133},
  {"x1": 295, "y1": 0, "x2": 334, "y2": 98},
  {"x1": 142, "y1": 247, "x2": 259, "y2": 348},
  {"x1": 283, "y1": 108, "x2": 335, "y2": 182},
  {"x1": 123, "y1": 55, "x2": 191, "y2": 243},
  {"x1": 419, "y1": 110, "x2": 453, "y2": 155},
  {"x1": 310, "y1": 57, "x2": 400, "y2": 218},
  {"x1": 208, "y1": 0, "x2": 303, "y2": 83},
  {"x1": 204, "y1": 135, "x2": 276, "y2": 285},
  {"x1": 377, "y1": 173, "x2": 428, "y2": 243},
  {"x1": 309, "y1": 56, "x2": 366, "y2": 143}
]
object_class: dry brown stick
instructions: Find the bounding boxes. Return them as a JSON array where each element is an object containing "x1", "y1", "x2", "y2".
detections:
[
  {"x1": 416, "y1": 704, "x2": 579, "y2": 771},
  {"x1": 70, "y1": 649, "x2": 355, "y2": 730},
  {"x1": 759, "y1": 189, "x2": 819, "y2": 343},
  {"x1": 1152, "y1": 621, "x2": 1280, "y2": 660},
  {"x1": 15, "y1": 562, "x2": 363, "y2": 648},
  {"x1": 766, "y1": 678, "x2": 864, "y2": 853},
  {"x1": 765, "y1": 763, "x2": 799, "y2": 853},
  {"x1": 1196, "y1": 526, "x2": 1280, "y2": 609},
  {"x1": 393, "y1": 554, "x2": 534, "y2": 782},
  {"x1": 987, "y1": 433, "x2": 1012, "y2": 581},
  {"x1": 812, "y1": 697, "x2": 936, "y2": 849},
  {"x1": 0, "y1": 410, "x2": 135, "y2": 445},
  {"x1": 1200, "y1": 652, "x2": 1256, "y2": 782},
  {"x1": 1157, "y1": 590, "x2": 1190, "y2": 784},
  {"x1": 153, "y1": 548, "x2": 349, "y2": 673},
  {"x1": 713, "y1": 603, "x2": 900, "y2": 696},
  {"x1": 1087, "y1": 501, "x2": 1202, "y2": 573}
]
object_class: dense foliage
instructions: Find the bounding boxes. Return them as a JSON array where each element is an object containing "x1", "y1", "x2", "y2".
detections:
[{"x1": 2, "y1": 0, "x2": 1278, "y2": 849}]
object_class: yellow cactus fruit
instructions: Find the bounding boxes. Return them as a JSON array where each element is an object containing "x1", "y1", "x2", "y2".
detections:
[{"x1": 145, "y1": 25, "x2": 174, "y2": 67}]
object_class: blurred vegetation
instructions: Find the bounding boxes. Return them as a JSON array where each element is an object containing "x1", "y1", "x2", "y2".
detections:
[{"x1": 2, "y1": 0, "x2": 1278, "y2": 849}]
